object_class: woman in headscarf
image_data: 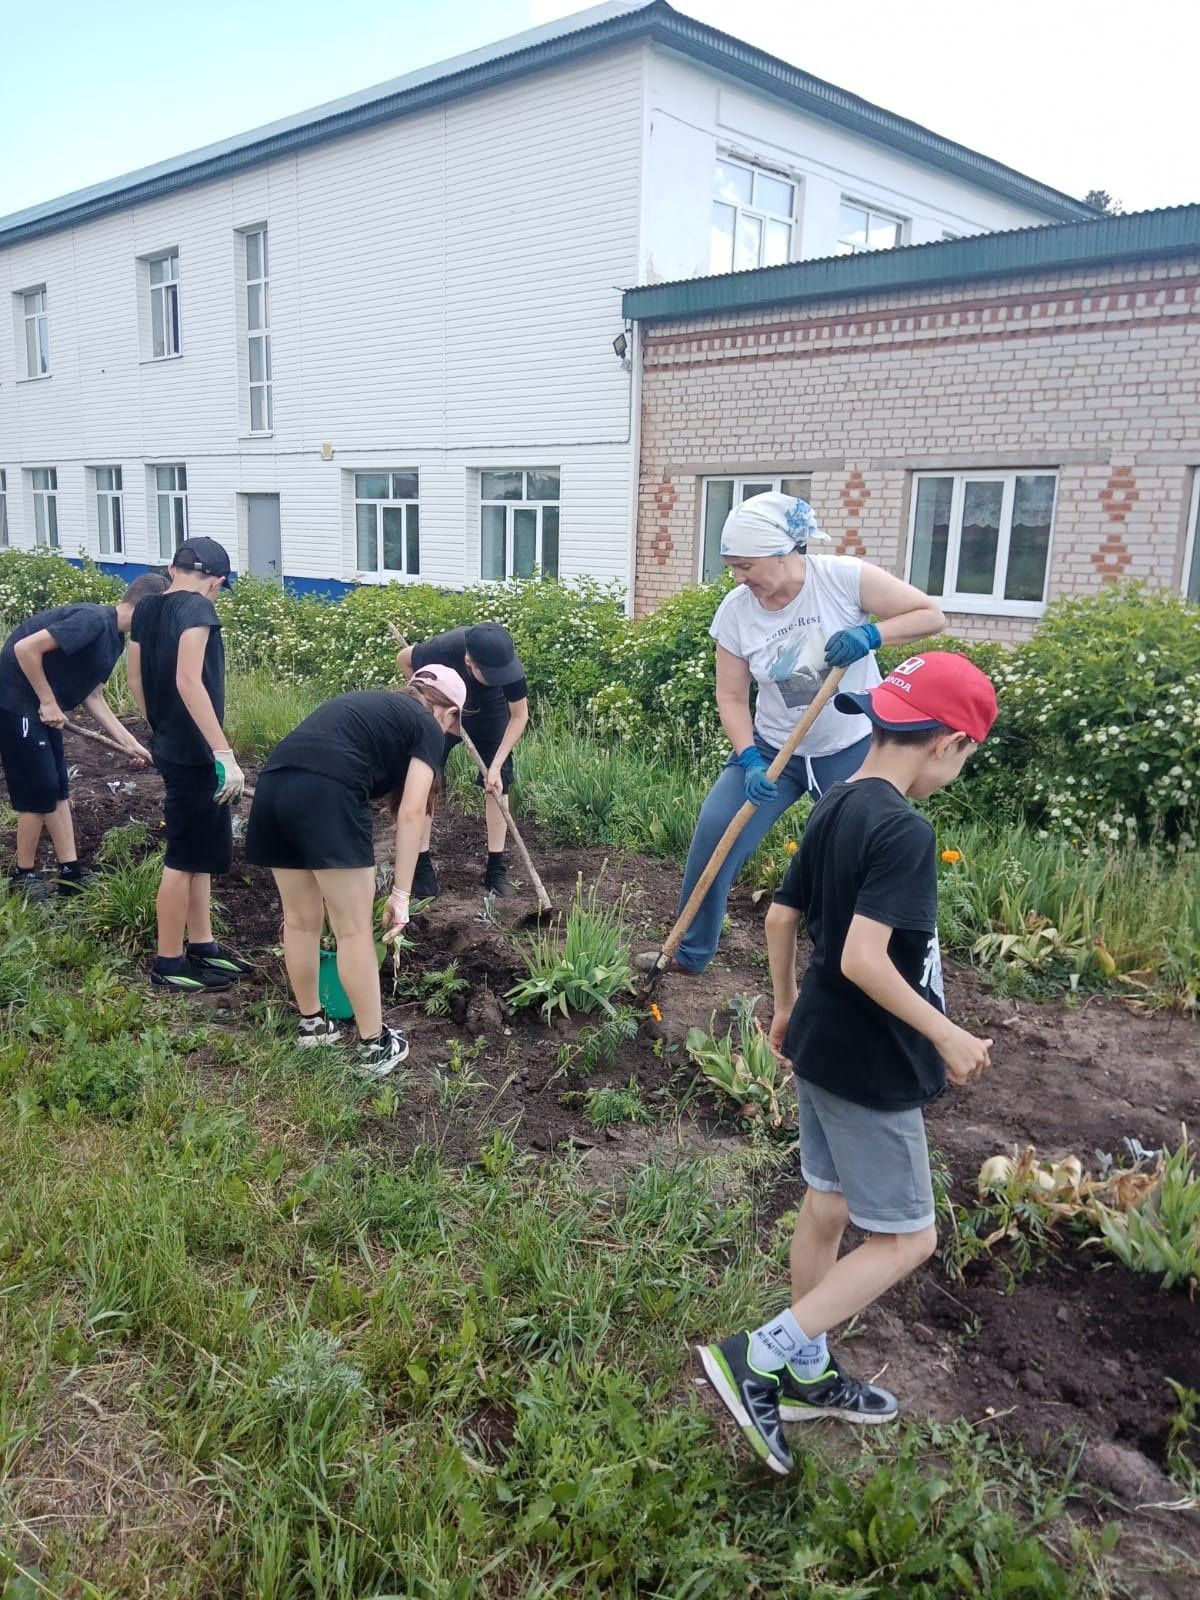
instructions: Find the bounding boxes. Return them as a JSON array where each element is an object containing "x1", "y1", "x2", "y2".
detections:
[{"x1": 637, "y1": 494, "x2": 944, "y2": 976}]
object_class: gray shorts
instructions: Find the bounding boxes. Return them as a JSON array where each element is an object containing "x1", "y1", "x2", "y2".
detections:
[{"x1": 797, "y1": 1078, "x2": 935, "y2": 1234}]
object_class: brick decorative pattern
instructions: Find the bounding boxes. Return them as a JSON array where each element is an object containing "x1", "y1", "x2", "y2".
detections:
[{"x1": 634, "y1": 256, "x2": 1200, "y2": 635}]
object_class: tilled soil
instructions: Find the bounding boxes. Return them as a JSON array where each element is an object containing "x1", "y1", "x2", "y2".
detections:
[{"x1": 10, "y1": 720, "x2": 1200, "y2": 1590}]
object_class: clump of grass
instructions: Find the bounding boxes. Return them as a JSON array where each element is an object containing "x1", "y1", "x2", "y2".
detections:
[
  {"x1": 0, "y1": 894, "x2": 45, "y2": 1005},
  {"x1": 224, "y1": 668, "x2": 324, "y2": 760},
  {"x1": 507, "y1": 876, "x2": 633, "y2": 1022},
  {"x1": 582, "y1": 1080, "x2": 654, "y2": 1128}
]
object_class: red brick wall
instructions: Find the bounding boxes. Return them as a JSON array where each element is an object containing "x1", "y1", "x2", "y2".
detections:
[{"x1": 634, "y1": 258, "x2": 1200, "y2": 635}]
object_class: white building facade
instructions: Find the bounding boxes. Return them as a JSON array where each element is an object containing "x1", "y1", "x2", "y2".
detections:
[{"x1": 0, "y1": 0, "x2": 1091, "y2": 600}]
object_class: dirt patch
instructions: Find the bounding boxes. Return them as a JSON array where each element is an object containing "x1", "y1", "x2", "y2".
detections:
[{"x1": 9, "y1": 720, "x2": 1200, "y2": 1586}]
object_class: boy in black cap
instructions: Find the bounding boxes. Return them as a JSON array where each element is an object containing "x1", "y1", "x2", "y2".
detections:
[
  {"x1": 396, "y1": 622, "x2": 529, "y2": 896},
  {"x1": 0, "y1": 573, "x2": 168, "y2": 898},
  {"x1": 696, "y1": 652, "x2": 998, "y2": 1477},
  {"x1": 128, "y1": 539, "x2": 253, "y2": 993}
]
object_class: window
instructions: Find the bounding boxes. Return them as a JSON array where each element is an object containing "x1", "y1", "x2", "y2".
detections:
[
  {"x1": 22, "y1": 287, "x2": 50, "y2": 377},
  {"x1": 699, "y1": 473, "x2": 813, "y2": 582},
  {"x1": 244, "y1": 228, "x2": 272, "y2": 433},
  {"x1": 0, "y1": 470, "x2": 8, "y2": 547},
  {"x1": 711, "y1": 158, "x2": 795, "y2": 274},
  {"x1": 148, "y1": 251, "x2": 181, "y2": 358},
  {"x1": 480, "y1": 469, "x2": 559, "y2": 580},
  {"x1": 835, "y1": 200, "x2": 905, "y2": 256},
  {"x1": 31, "y1": 468, "x2": 59, "y2": 548},
  {"x1": 907, "y1": 471, "x2": 1058, "y2": 616},
  {"x1": 154, "y1": 465, "x2": 188, "y2": 559},
  {"x1": 1184, "y1": 473, "x2": 1200, "y2": 604},
  {"x1": 95, "y1": 467, "x2": 124, "y2": 557},
  {"x1": 355, "y1": 472, "x2": 420, "y2": 578}
]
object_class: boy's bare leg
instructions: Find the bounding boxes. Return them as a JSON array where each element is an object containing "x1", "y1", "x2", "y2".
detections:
[
  {"x1": 15, "y1": 812, "x2": 46, "y2": 871},
  {"x1": 156, "y1": 867, "x2": 193, "y2": 956},
  {"x1": 789, "y1": 1187, "x2": 848, "y2": 1302},
  {"x1": 790, "y1": 1225, "x2": 936, "y2": 1343},
  {"x1": 43, "y1": 800, "x2": 78, "y2": 864},
  {"x1": 186, "y1": 873, "x2": 214, "y2": 946}
]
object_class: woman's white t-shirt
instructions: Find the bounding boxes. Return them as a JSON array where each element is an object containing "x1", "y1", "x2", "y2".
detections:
[{"x1": 709, "y1": 556, "x2": 881, "y2": 757}]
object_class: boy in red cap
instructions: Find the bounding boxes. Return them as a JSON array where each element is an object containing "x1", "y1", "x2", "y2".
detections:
[{"x1": 696, "y1": 651, "x2": 997, "y2": 1476}]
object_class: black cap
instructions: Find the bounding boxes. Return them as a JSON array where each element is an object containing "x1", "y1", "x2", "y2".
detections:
[
  {"x1": 172, "y1": 537, "x2": 233, "y2": 581},
  {"x1": 465, "y1": 622, "x2": 524, "y2": 687}
]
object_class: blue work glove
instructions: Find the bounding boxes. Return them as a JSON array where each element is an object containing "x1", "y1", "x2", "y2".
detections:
[
  {"x1": 736, "y1": 745, "x2": 778, "y2": 806},
  {"x1": 824, "y1": 621, "x2": 882, "y2": 667}
]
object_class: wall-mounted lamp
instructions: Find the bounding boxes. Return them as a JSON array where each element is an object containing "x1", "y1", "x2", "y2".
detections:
[{"x1": 612, "y1": 331, "x2": 628, "y2": 360}]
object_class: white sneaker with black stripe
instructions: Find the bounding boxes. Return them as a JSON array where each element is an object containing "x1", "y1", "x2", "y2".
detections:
[
  {"x1": 355, "y1": 1024, "x2": 409, "y2": 1077},
  {"x1": 297, "y1": 1013, "x2": 341, "y2": 1048}
]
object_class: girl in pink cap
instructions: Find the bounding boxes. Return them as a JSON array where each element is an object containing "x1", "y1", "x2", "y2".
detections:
[{"x1": 245, "y1": 666, "x2": 466, "y2": 1074}]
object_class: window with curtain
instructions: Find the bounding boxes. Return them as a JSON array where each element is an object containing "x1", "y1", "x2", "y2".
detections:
[
  {"x1": 355, "y1": 472, "x2": 420, "y2": 578},
  {"x1": 480, "y1": 469, "x2": 560, "y2": 581},
  {"x1": 907, "y1": 471, "x2": 1057, "y2": 615},
  {"x1": 699, "y1": 474, "x2": 813, "y2": 582}
]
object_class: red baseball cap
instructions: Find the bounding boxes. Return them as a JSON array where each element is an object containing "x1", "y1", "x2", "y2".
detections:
[{"x1": 835, "y1": 651, "x2": 998, "y2": 743}]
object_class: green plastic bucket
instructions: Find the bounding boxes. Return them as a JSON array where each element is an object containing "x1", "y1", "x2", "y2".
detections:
[{"x1": 318, "y1": 948, "x2": 355, "y2": 1020}]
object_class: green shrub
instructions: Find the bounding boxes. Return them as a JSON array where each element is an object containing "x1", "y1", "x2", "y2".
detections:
[
  {"x1": 0, "y1": 549, "x2": 123, "y2": 627},
  {"x1": 1094, "y1": 1132, "x2": 1200, "y2": 1291}
]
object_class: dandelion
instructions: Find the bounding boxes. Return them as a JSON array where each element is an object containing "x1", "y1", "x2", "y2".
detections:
[
  {"x1": 940, "y1": 849, "x2": 962, "y2": 864},
  {"x1": 785, "y1": 840, "x2": 798, "y2": 854}
]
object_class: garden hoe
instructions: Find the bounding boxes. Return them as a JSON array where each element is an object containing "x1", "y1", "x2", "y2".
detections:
[
  {"x1": 385, "y1": 622, "x2": 554, "y2": 920},
  {"x1": 637, "y1": 665, "x2": 847, "y2": 1001},
  {"x1": 65, "y1": 720, "x2": 258, "y2": 801}
]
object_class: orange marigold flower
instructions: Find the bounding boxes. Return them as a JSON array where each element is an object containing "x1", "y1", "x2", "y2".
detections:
[
  {"x1": 785, "y1": 840, "x2": 799, "y2": 853},
  {"x1": 940, "y1": 849, "x2": 962, "y2": 864},
  {"x1": 648, "y1": 1002, "x2": 663, "y2": 1022}
]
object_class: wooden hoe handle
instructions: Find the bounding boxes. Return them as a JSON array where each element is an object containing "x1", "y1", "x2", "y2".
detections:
[{"x1": 650, "y1": 666, "x2": 847, "y2": 973}]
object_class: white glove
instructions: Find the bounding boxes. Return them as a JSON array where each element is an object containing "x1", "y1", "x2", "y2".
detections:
[
  {"x1": 382, "y1": 888, "x2": 410, "y2": 943},
  {"x1": 212, "y1": 749, "x2": 245, "y2": 805}
]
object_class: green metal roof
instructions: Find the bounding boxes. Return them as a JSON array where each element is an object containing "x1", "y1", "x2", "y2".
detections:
[
  {"x1": 0, "y1": 0, "x2": 1092, "y2": 250},
  {"x1": 623, "y1": 204, "x2": 1200, "y2": 323}
]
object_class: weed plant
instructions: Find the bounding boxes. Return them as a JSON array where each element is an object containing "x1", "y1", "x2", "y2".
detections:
[
  {"x1": 508, "y1": 877, "x2": 634, "y2": 1021},
  {"x1": 686, "y1": 995, "x2": 794, "y2": 1128},
  {"x1": 581, "y1": 1080, "x2": 654, "y2": 1129}
]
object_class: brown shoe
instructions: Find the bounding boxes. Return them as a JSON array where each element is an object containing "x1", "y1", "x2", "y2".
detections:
[{"x1": 633, "y1": 950, "x2": 702, "y2": 977}]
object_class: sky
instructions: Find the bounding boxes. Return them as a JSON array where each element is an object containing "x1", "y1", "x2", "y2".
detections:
[{"x1": 0, "y1": 0, "x2": 1195, "y2": 221}]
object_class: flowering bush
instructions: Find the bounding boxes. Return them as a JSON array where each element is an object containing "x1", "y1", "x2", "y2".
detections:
[{"x1": 0, "y1": 550, "x2": 122, "y2": 626}]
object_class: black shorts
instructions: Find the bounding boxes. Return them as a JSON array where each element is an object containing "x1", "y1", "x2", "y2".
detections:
[
  {"x1": 244, "y1": 768, "x2": 375, "y2": 871},
  {"x1": 0, "y1": 709, "x2": 69, "y2": 814},
  {"x1": 446, "y1": 714, "x2": 514, "y2": 794},
  {"x1": 157, "y1": 756, "x2": 233, "y2": 875}
]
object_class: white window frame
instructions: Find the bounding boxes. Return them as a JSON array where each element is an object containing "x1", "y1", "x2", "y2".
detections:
[
  {"x1": 1184, "y1": 472, "x2": 1200, "y2": 604},
  {"x1": 31, "y1": 468, "x2": 59, "y2": 548},
  {"x1": 244, "y1": 227, "x2": 272, "y2": 434},
  {"x1": 711, "y1": 156, "x2": 796, "y2": 275},
  {"x1": 154, "y1": 464, "x2": 188, "y2": 560},
  {"x1": 698, "y1": 473, "x2": 813, "y2": 583},
  {"x1": 0, "y1": 470, "x2": 8, "y2": 548},
  {"x1": 147, "y1": 250, "x2": 181, "y2": 359},
  {"x1": 479, "y1": 469, "x2": 560, "y2": 582},
  {"x1": 21, "y1": 286, "x2": 50, "y2": 378},
  {"x1": 354, "y1": 472, "x2": 420, "y2": 581},
  {"x1": 835, "y1": 198, "x2": 907, "y2": 256},
  {"x1": 905, "y1": 469, "x2": 1059, "y2": 619},
  {"x1": 94, "y1": 466, "x2": 125, "y2": 559}
]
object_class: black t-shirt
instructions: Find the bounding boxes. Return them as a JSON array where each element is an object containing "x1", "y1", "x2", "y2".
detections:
[
  {"x1": 263, "y1": 691, "x2": 446, "y2": 800},
  {"x1": 410, "y1": 628, "x2": 527, "y2": 731},
  {"x1": 131, "y1": 591, "x2": 225, "y2": 766},
  {"x1": 0, "y1": 603, "x2": 123, "y2": 714},
  {"x1": 774, "y1": 777, "x2": 946, "y2": 1110}
]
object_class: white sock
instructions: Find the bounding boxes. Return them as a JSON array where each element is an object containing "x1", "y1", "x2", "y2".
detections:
[{"x1": 747, "y1": 1310, "x2": 827, "y2": 1376}]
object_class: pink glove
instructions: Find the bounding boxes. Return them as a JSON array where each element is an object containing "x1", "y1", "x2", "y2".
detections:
[{"x1": 383, "y1": 888, "x2": 410, "y2": 943}]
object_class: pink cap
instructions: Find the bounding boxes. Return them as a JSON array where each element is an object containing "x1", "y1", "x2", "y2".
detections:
[{"x1": 411, "y1": 663, "x2": 467, "y2": 732}]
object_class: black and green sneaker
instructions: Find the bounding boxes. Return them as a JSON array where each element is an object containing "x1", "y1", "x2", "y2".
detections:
[
  {"x1": 151, "y1": 956, "x2": 232, "y2": 993},
  {"x1": 695, "y1": 1333, "x2": 793, "y2": 1476},
  {"x1": 777, "y1": 1354, "x2": 899, "y2": 1425},
  {"x1": 187, "y1": 943, "x2": 257, "y2": 979}
]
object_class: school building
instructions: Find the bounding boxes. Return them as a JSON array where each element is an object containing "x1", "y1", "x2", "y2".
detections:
[{"x1": 623, "y1": 205, "x2": 1200, "y2": 635}]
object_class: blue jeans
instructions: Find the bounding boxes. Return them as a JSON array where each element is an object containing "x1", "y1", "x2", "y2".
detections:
[{"x1": 673, "y1": 734, "x2": 871, "y2": 972}]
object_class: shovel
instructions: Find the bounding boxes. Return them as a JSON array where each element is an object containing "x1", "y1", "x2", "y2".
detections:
[
  {"x1": 638, "y1": 665, "x2": 847, "y2": 996},
  {"x1": 386, "y1": 623, "x2": 553, "y2": 917}
]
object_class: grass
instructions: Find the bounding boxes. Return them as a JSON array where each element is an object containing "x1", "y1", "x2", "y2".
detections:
[{"x1": 0, "y1": 887, "x2": 1153, "y2": 1598}]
